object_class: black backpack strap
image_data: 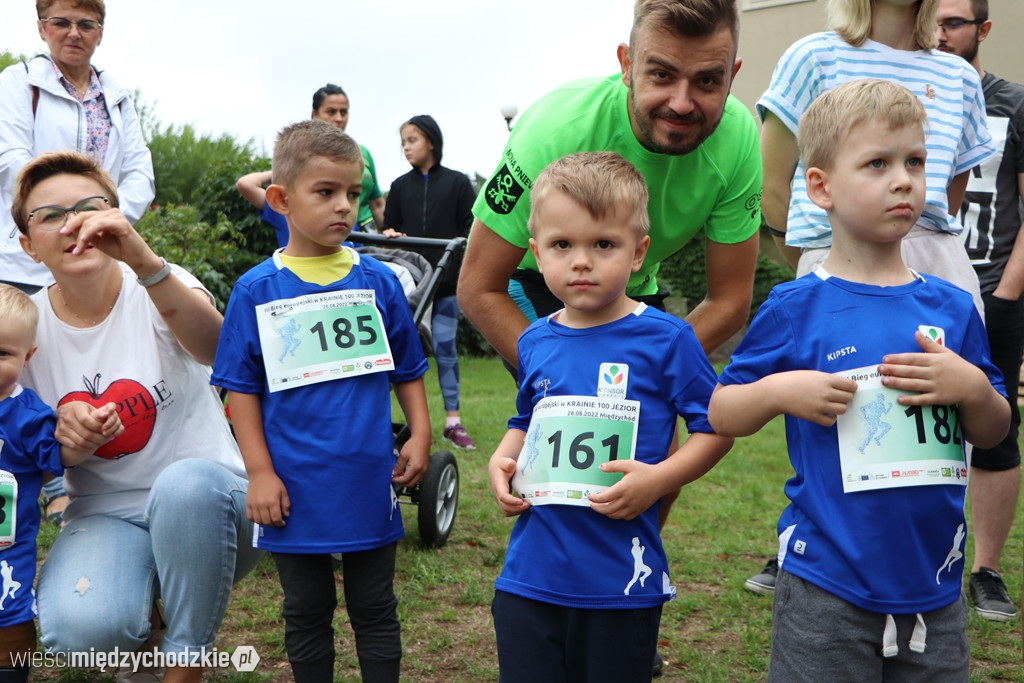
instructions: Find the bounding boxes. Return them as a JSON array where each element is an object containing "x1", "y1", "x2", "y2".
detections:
[{"x1": 983, "y1": 75, "x2": 1007, "y2": 102}]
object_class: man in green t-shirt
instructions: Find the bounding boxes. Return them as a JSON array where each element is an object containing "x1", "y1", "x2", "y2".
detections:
[{"x1": 458, "y1": 0, "x2": 762, "y2": 369}]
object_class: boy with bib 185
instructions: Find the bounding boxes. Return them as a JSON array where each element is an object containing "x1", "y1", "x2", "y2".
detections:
[
  {"x1": 708, "y1": 79, "x2": 1009, "y2": 681},
  {"x1": 212, "y1": 120, "x2": 431, "y2": 683},
  {"x1": 486, "y1": 151, "x2": 733, "y2": 682}
]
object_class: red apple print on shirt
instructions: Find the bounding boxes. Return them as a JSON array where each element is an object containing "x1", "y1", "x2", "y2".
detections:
[{"x1": 59, "y1": 374, "x2": 157, "y2": 459}]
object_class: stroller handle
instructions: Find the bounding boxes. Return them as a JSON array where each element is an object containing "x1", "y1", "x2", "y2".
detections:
[
  {"x1": 346, "y1": 232, "x2": 467, "y2": 254},
  {"x1": 347, "y1": 232, "x2": 467, "y2": 326}
]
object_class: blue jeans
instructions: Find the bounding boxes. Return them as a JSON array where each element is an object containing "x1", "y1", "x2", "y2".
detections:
[
  {"x1": 37, "y1": 459, "x2": 264, "y2": 661},
  {"x1": 431, "y1": 295, "x2": 461, "y2": 412}
]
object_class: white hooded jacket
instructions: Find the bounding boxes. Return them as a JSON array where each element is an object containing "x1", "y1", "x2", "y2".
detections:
[{"x1": 0, "y1": 54, "x2": 154, "y2": 286}]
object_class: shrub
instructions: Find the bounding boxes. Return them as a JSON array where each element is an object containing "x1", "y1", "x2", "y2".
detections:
[
  {"x1": 657, "y1": 230, "x2": 793, "y2": 321},
  {"x1": 135, "y1": 204, "x2": 251, "y2": 310}
]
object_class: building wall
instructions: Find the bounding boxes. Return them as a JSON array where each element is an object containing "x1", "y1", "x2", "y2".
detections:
[{"x1": 733, "y1": 0, "x2": 1024, "y2": 115}]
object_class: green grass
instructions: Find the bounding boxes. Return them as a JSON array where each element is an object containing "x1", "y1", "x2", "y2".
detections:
[{"x1": 34, "y1": 356, "x2": 1024, "y2": 681}]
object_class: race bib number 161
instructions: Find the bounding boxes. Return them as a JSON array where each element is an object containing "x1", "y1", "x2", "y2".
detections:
[{"x1": 511, "y1": 395, "x2": 639, "y2": 506}]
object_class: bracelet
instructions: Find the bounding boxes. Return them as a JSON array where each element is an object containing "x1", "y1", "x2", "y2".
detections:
[
  {"x1": 137, "y1": 258, "x2": 172, "y2": 288},
  {"x1": 767, "y1": 226, "x2": 787, "y2": 239}
]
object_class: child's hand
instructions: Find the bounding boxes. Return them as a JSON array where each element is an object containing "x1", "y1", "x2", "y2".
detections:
[
  {"x1": 90, "y1": 402, "x2": 124, "y2": 441},
  {"x1": 779, "y1": 370, "x2": 857, "y2": 426},
  {"x1": 246, "y1": 471, "x2": 290, "y2": 527},
  {"x1": 878, "y1": 330, "x2": 988, "y2": 406},
  {"x1": 488, "y1": 454, "x2": 529, "y2": 517},
  {"x1": 393, "y1": 435, "x2": 429, "y2": 487},
  {"x1": 588, "y1": 460, "x2": 663, "y2": 520}
]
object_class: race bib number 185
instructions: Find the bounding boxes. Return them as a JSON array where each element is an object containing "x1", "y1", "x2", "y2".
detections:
[{"x1": 256, "y1": 290, "x2": 395, "y2": 392}]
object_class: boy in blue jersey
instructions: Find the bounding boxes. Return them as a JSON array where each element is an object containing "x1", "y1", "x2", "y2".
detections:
[
  {"x1": 487, "y1": 151, "x2": 733, "y2": 681},
  {"x1": 708, "y1": 79, "x2": 1010, "y2": 681},
  {"x1": 212, "y1": 120, "x2": 431, "y2": 683},
  {"x1": 0, "y1": 284, "x2": 120, "y2": 683}
]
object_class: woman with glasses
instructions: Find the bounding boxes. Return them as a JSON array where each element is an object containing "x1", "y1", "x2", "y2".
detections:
[
  {"x1": 11, "y1": 150, "x2": 262, "y2": 683},
  {"x1": 0, "y1": 0, "x2": 154, "y2": 296},
  {"x1": 0, "y1": 0, "x2": 154, "y2": 532}
]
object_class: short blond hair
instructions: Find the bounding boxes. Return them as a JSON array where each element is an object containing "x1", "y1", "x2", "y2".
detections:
[
  {"x1": 272, "y1": 119, "x2": 363, "y2": 189},
  {"x1": 798, "y1": 79, "x2": 927, "y2": 172},
  {"x1": 528, "y1": 152, "x2": 650, "y2": 238},
  {"x1": 11, "y1": 151, "x2": 119, "y2": 235},
  {"x1": 0, "y1": 284, "x2": 39, "y2": 340},
  {"x1": 827, "y1": 0, "x2": 938, "y2": 50}
]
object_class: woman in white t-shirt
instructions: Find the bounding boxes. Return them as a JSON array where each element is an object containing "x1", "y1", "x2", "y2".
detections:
[{"x1": 11, "y1": 150, "x2": 261, "y2": 683}]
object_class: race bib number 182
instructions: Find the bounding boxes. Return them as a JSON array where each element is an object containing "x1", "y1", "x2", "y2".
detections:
[{"x1": 835, "y1": 365, "x2": 966, "y2": 492}]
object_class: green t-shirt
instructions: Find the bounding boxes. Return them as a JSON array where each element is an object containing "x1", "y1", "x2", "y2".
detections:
[
  {"x1": 358, "y1": 144, "x2": 383, "y2": 228},
  {"x1": 472, "y1": 74, "x2": 762, "y2": 296}
]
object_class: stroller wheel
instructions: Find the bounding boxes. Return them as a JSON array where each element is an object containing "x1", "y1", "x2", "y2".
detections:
[{"x1": 418, "y1": 450, "x2": 459, "y2": 547}]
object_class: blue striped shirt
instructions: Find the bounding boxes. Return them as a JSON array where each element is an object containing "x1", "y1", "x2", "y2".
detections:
[{"x1": 758, "y1": 32, "x2": 995, "y2": 248}]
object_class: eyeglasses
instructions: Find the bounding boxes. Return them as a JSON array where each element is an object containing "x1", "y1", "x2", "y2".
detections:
[
  {"x1": 39, "y1": 17, "x2": 102, "y2": 33},
  {"x1": 937, "y1": 17, "x2": 983, "y2": 31},
  {"x1": 27, "y1": 196, "x2": 109, "y2": 230}
]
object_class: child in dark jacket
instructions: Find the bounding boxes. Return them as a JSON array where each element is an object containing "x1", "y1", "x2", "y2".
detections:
[{"x1": 382, "y1": 114, "x2": 478, "y2": 450}]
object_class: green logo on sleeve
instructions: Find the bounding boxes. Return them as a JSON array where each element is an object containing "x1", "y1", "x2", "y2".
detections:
[{"x1": 484, "y1": 164, "x2": 525, "y2": 215}]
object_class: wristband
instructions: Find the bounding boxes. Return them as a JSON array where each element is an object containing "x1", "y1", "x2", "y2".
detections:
[
  {"x1": 137, "y1": 258, "x2": 172, "y2": 288},
  {"x1": 767, "y1": 226, "x2": 787, "y2": 239}
]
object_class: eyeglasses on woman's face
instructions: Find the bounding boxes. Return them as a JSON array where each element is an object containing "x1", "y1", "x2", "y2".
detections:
[
  {"x1": 39, "y1": 17, "x2": 102, "y2": 33},
  {"x1": 27, "y1": 196, "x2": 109, "y2": 231}
]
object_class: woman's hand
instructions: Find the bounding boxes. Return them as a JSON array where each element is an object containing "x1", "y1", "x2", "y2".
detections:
[
  {"x1": 62, "y1": 208, "x2": 163, "y2": 278},
  {"x1": 55, "y1": 400, "x2": 121, "y2": 451},
  {"x1": 382, "y1": 228, "x2": 406, "y2": 238}
]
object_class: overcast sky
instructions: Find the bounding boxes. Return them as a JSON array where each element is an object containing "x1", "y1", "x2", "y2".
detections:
[{"x1": 1, "y1": 0, "x2": 634, "y2": 192}]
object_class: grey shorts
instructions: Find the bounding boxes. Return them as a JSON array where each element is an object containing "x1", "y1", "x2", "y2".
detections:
[{"x1": 768, "y1": 569, "x2": 969, "y2": 683}]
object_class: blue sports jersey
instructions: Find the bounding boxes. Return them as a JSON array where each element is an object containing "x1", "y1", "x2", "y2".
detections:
[
  {"x1": 0, "y1": 386, "x2": 63, "y2": 627},
  {"x1": 497, "y1": 305, "x2": 717, "y2": 609},
  {"x1": 212, "y1": 249, "x2": 428, "y2": 553},
  {"x1": 719, "y1": 271, "x2": 1004, "y2": 613}
]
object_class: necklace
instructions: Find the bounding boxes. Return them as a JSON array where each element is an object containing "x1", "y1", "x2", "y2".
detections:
[{"x1": 57, "y1": 284, "x2": 121, "y2": 326}]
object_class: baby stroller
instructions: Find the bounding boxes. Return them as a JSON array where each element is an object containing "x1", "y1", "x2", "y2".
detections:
[{"x1": 347, "y1": 232, "x2": 466, "y2": 548}]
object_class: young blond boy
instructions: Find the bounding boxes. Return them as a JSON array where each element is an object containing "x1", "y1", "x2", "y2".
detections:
[
  {"x1": 708, "y1": 79, "x2": 1009, "y2": 681},
  {"x1": 211, "y1": 120, "x2": 431, "y2": 683},
  {"x1": 487, "y1": 151, "x2": 733, "y2": 681},
  {"x1": 0, "y1": 284, "x2": 120, "y2": 682}
]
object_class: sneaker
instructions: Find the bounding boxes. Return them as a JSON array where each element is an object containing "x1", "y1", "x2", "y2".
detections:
[
  {"x1": 443, "y1": 423, "x2": 477, "y2": 450},
  {"x1": 969, "y1": 567, "x2": 1018, "y2": 621},
  {"x1": 652, "y1": 650, "x2": 664, "y2": 677},
  {"x1": 744, "y1": 558, "x2": 779, "y2": 595},
  {"x1": 116, "y1": 623, "x2": 165, "y2": 682}
]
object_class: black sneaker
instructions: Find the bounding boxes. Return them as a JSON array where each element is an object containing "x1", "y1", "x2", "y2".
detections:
[
  {"x1": 652, "y1": 651, "x2": 663, "y2": 677},
  {"x1": 744, "y1": 558, "x2": 779, "y2": 595},
  {"x1": 969, "y1": 567, "x2": 1018, "y2": 621}
]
